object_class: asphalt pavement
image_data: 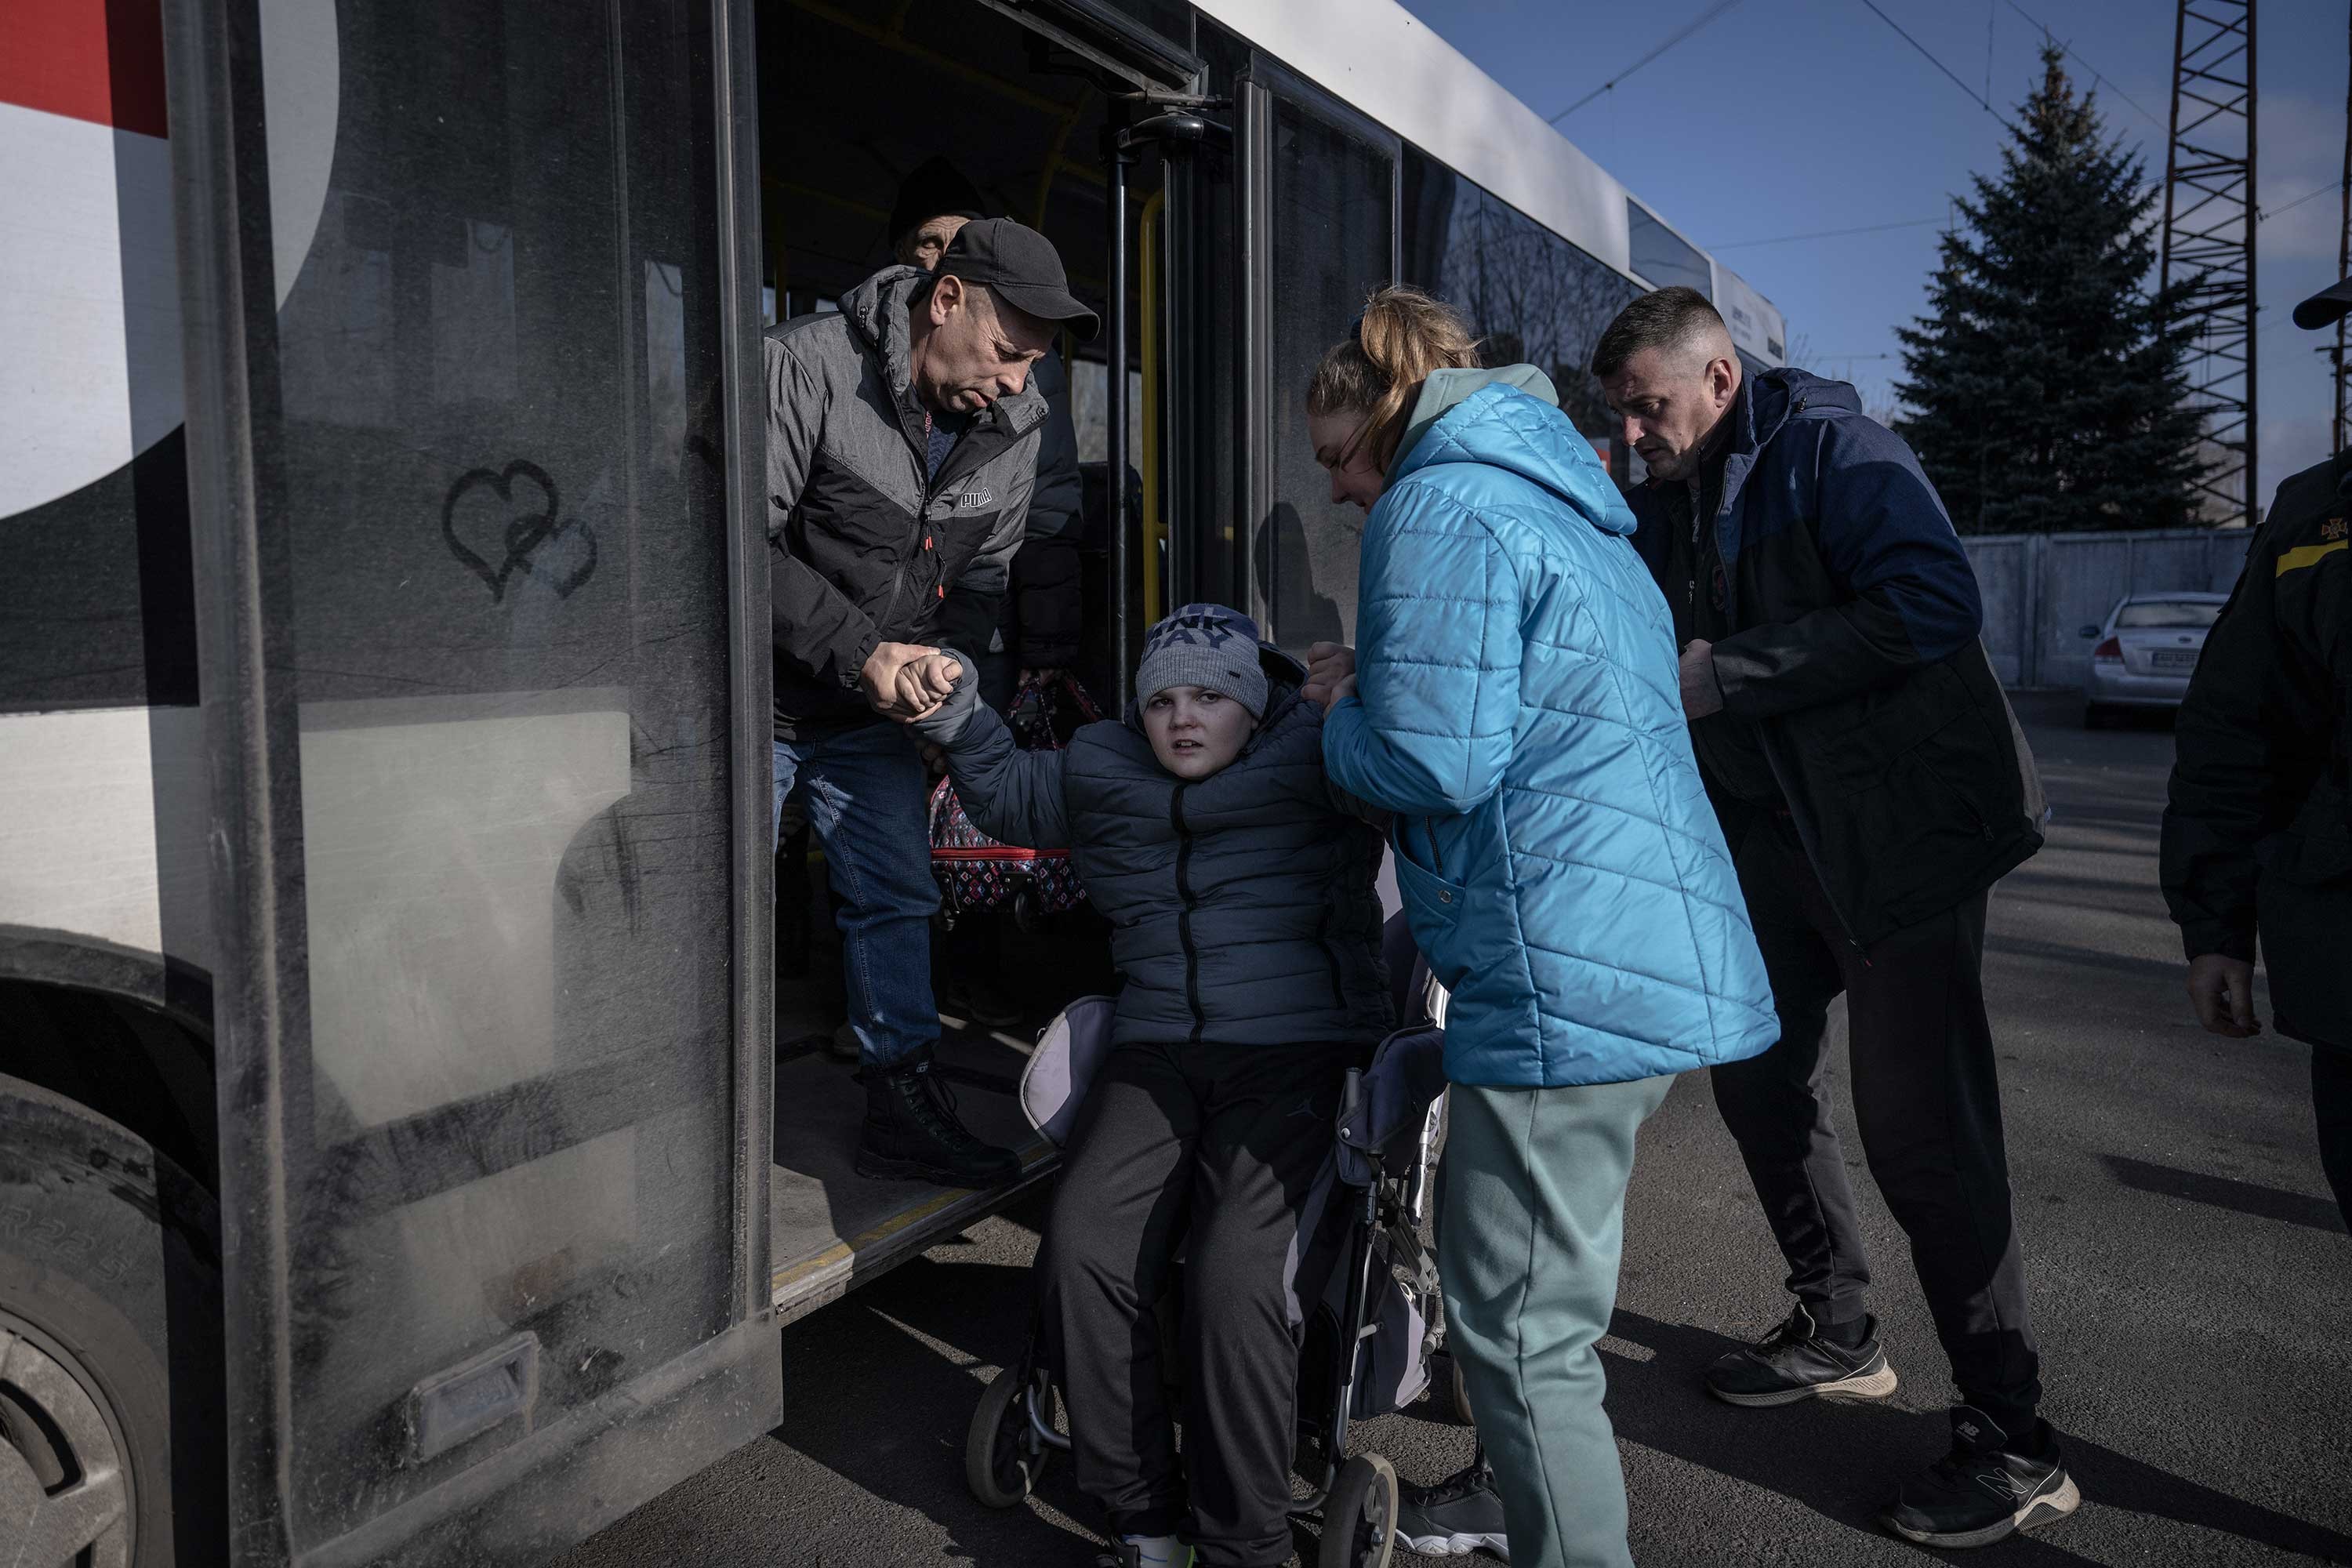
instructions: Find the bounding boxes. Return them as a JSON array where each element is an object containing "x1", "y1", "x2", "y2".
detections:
[{"x1": 557, "y1": 692, "x2": 2350, "y2": 1568}]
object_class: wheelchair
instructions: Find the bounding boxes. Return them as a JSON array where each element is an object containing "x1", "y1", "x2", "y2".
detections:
[{"x1": 964, "y1": 1000, "x2": 1451, "y2": 1568}]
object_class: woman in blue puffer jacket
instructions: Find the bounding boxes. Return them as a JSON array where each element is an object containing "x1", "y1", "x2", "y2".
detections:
[{"x1": 1305, "y1": 287, "x2": 1777, "y2": 1568}]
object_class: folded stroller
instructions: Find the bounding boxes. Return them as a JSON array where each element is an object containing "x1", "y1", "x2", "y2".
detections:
[{"x1": 964, "y1": 999, "x2": 1451, "y2": 1568}]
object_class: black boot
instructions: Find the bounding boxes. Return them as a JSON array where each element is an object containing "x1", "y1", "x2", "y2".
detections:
[{"x1": 855, "y1": 1057, "x2": 1023, "y2": 1187}]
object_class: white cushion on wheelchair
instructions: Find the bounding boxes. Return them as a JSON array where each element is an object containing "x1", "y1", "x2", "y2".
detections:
[{"x1": 1020, "y1": 995, "x2": 1119, "y2": 1147}]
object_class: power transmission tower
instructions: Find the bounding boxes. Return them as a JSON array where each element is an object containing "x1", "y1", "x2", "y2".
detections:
[{"x1": 2160, "y1": 0, "x2": 2258, "y2": 524}]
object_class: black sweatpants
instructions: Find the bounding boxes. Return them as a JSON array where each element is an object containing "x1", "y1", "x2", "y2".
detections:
[
  {"x1": 1041, "y1": 1038, "x2": 1356, "y2": 1567},
  {"x1": 1711, "y1": 815, "x2": 2044, "y2": 1433}
]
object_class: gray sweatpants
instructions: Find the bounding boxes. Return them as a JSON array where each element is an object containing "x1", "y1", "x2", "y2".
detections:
[{"x1": 1439, "y1": 1075, "x2": 1675, "y2": 1568}]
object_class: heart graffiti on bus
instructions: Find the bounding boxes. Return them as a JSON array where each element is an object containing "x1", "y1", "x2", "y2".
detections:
[{"x1": 441, "y1": 459, "x2": 600, "y2": 602}]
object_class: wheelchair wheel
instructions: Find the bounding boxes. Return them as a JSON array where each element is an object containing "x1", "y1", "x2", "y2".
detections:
[
  {"x1": 966, "y1": 1366, "x2": 1051, "y2": 1508},
  {"x1": 1318, "y1": 1453, "x2": 1398, "y2": 1568}
]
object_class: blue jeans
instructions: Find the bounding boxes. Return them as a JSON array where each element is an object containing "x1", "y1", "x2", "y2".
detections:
[{"x1": 773, "y1": 723, "x2": 938, "y2": 1071}]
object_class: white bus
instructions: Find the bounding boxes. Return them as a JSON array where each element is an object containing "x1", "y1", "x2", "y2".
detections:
[{"x1": 0, "y1": 1, "x2": 1784, "y2": 1563}]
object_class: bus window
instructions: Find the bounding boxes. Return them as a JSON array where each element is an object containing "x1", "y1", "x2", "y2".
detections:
[
  {"x1": 1401, "y1": 149, "x2": 1479, "y2": 321},
  {"x1": 1247, "y1": 67, "x2": 1396, "y2": 652},
  {"x1": 1403, "y1": 151, "x2": 1641, "y2": 488},
  {"x1": 182, "y1": 0, "x2": 775, "y2": 1553},
  {"x1": 1628, "y1": 198, "x2": 1711, "y2": 299},
  {"x1": 1474, "y1": 195, "x2": 1640, "y2": 474}
]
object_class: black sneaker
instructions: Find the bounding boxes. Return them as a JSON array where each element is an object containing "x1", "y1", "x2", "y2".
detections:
[
  {"x1": 1879, "y1": 1406, "x2": 2082, "y2": 1548},
  {"x1": 1704, "y1": 1305, "x2": 1899, "y2": 1407},
  {"x1": 827, "y1": 1021, "x2": 861, "y2": 1063},
  {"x1": 1396, "y1": 1454, "x2": 1510, "y2": 1561},
  {"x1": 855, "y1": 1057, "x2": 1023, "y2": 1187}
]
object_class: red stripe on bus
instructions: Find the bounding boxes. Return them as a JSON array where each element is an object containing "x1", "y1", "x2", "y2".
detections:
[{"x1": 0, "y1": 0, "x2": 169, "y2": 140}]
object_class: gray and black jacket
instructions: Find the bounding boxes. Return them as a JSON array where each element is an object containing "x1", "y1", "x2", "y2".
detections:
[
  {"x1": 914, "y1": 645, "x2": 1395, "y2": 1050},
  {"x1": 765, "y1": 267, "x2": 1047, "y2": 732}
]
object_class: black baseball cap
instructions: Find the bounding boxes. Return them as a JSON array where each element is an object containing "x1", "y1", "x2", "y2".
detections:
[
  {"x1": 938, "y1": 218, "x2": 1100, "y2": 343},
  {"x1": 2293, "y1": 275, "x2": 2352, "y2": 330}
]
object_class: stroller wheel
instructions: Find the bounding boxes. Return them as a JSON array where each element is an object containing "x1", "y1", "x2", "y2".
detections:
[
  {"x1": 965, "y1": 1367, "x2": 1048, "y2": 1508},
  {"x1": 1319, "y1": 1453, "x2": 1399, "y2": 1568}
]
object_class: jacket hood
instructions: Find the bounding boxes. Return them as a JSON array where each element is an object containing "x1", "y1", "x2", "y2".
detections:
[
  {"x1": 840, "y1": 266, "x2": 924, "y2": 388},
  {"x1": 837, "y1": 265, "x2": 1047, "y2": 437},
  {"x1": 1737, "y1": 366, "x2": 1863, "y2": 455},
  {"x1": 1391, "y1": 368, "x2": 1637, "y2": 539}
]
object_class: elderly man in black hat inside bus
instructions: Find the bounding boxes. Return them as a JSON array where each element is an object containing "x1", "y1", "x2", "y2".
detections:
[
  {"x1": 888, "y1": 157, "x2": 1086, "y2": 1036},
  {"x1": 2162, "y1": 273, "x2": 2352, "y2": 1234},
  {"x1": 765, "y1": 212, "x2": 1098, "y2": 1187}
]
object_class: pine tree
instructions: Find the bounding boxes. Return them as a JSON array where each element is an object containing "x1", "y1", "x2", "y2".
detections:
[{"x1": 1894, "y1": 45, "x2": 2206, "y2": 534}]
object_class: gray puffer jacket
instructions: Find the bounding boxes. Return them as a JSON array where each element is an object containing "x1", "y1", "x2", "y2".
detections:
[
  {"x1": 916, "y1": 646, "x2": 1394, "y2": 1050},
  {"x1": 765, "y1": 267, "x2": 1047, "y2": 732}
]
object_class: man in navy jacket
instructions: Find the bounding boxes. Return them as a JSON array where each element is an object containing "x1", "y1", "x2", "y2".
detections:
[{"x1": 1599, "y1": 287, "x2": 2073, "y2": 1550}]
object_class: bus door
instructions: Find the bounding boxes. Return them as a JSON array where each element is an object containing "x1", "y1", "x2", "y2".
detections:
[
  {"x1": 167, "y1": 0, "x2": 778, "y2": 1561},
  {"x1": 751, "y1": 0, "x2": 1203, "y2": 1323},
  {"x1": 1234, "y1": 56, "x2": 1399, "y2": 654}
]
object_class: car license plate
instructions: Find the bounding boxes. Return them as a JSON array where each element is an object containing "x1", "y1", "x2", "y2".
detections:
[{"x1": 2152, "y1": 649, "x2": 2198, "y2": 669}]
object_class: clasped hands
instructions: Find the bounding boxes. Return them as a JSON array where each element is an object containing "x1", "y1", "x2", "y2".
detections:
[
  {"x1": 860, "y1": 641, "x2": 962, "y2": 723},
  {"x1": 878, "y1": 636, "x2": 1367, "y2": 720}
]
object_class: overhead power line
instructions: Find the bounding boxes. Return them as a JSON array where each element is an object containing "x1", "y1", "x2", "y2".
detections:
[
  {"x1": 1856, "y1": 0, "x2": 2016, "y2": 130},
  {"x1": 1708, "y1": 216, "x2": 1947, "y2": 249},
  {"x1": 2263, "y1": 181, "x2": 2341, "y2": 223},
  {"x1": 1546, "y1": 0, "x2": 1746, "y2": 124}
]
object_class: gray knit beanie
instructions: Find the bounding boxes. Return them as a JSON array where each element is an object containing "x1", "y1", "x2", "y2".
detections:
[{"x1": 1134, "y1": 603, "x2": 1269, "y2": 718}]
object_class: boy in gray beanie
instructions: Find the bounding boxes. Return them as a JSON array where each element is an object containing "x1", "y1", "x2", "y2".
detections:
[{"x1": 901, "y1": 605, "x2": 1389, "y2": 1568}]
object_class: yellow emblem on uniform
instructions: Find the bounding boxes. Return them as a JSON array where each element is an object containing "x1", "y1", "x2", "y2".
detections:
[{"x1": 2324, "y1": 513, "x2": 2348, "y2": 542}]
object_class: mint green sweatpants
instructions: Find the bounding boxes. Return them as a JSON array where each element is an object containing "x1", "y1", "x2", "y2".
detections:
[{"x1": 1439, "y1": 1075, "x2": 1676, "y2": 1568}]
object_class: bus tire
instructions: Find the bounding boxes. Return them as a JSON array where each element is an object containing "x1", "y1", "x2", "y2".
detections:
[
  {"x1": 1318, "y1": 1452, "x2": 1398, "y2": 1568},
  {"x1": 0, "y1": 1073, "x2": 224, "y2": 1567}
]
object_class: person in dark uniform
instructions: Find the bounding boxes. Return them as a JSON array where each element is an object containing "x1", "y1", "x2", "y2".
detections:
[{"x1": 2161, "y1": 274, "x2": 2352, "y2": 1232}]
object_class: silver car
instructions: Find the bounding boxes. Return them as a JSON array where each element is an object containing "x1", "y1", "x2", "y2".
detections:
[{"x1": 2079, "y1": 592, "x2": 2230, "y2": 726}]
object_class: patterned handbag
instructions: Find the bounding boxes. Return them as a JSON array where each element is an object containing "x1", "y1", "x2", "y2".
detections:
[{"x1": 928, "y1": 672, "x2": 1102, "y2": 922}]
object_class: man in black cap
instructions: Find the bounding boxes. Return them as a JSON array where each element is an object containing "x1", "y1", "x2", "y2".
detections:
[
  {"x1": 2162, "y1": 274, "x2": 2352, "y2": 1232},
  {"x1": 887, "y1": 162, "x2": 1086, "y2": 1033},
  {"x1": 765, "y1": 216, "x2": 1098, "y2": 1186}
]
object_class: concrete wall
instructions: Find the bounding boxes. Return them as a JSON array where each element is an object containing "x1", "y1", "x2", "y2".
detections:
[{"x1": 1961, "y1": 527, "x2": 2256, "y2": 690}]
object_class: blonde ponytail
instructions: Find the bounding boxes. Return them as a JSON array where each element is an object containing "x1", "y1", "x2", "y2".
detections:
[{"x1": 1305, "y1": 285, "x2": 1483, "y2": 474}]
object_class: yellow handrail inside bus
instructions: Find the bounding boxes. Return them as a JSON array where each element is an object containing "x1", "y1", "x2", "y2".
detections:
[{"x1": 1140, "y1": 187, "x2": 1165, "y2": 626}]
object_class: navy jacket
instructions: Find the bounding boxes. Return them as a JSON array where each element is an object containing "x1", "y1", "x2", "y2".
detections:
[
  {"x1": 914, "y1": 646, "x2": 1393, "y2": 1050},
  {"x1": 1631, "y1": 368, "x2": 2043, "y2": 945}
]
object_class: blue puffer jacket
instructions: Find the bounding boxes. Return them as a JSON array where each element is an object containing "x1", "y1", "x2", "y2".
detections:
[{"x1": 1323, "y1": 368, "x2": 1777, "y2": 1088}]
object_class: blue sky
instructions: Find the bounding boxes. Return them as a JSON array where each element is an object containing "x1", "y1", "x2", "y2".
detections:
[{"x1": 1396, "y1": 0, "x2": 2345, "y2": 504}]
